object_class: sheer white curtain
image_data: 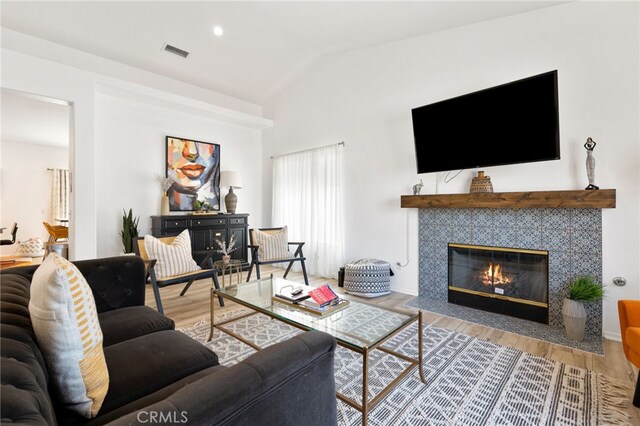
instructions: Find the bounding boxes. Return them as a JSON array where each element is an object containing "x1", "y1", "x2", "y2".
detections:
[
  {"x1": 50, "y1": 168, "x2": 70, "y2": 223},
  {"x1": 272, "y1": 144, "x2": 344, "y2": 278}
]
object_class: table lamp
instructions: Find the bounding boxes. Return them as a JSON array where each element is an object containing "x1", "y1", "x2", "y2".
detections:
[{"x1": 220, "y1": 171, "x2": 242, "y2": 214}]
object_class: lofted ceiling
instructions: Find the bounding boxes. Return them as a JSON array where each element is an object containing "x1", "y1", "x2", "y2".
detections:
[{"x1": 1, "y1": 1, "x2": 566, "y2": 105}]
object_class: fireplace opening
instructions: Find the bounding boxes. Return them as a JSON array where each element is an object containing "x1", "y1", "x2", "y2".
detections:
[{"x1": 448, "y1": 243, "x2": 549, "y2": 324}]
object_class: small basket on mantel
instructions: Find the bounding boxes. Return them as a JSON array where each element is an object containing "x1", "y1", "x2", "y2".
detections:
[{"x1": 469, "y1": 171, "x2": 494, "y2": 193}]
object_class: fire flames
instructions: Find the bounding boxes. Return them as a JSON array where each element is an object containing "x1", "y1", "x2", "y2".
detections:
[{"x1": 481, "y1": 262, "x2": 511, "y2": 286}]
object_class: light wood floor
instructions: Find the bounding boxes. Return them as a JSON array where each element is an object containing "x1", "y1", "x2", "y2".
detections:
[{"x1": 145, "y1": 266, "x2": 639, "y2": 422}]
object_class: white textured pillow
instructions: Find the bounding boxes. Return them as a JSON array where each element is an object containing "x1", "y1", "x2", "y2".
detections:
[
  {"x1": 144, "y1": 229, "x2": 200, "y2": 279},
  {"x1": 253, "y1": 226, "x2": 292, "y2": 261},
  {"x1": 29, "y1": 253, "x2": 109, "y2": 418}
]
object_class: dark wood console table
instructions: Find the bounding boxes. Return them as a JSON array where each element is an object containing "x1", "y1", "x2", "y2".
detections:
[{"x1": 151, "y1": 214, "x2": 249, "y2": 267}]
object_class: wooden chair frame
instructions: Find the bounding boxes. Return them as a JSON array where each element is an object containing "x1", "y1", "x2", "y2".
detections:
[
  {"x1": 0, "y1": 223, "x2": 18, "y2": 246},
  {"x1": 43, "y1": 222, "x2": 68, "y2": 242},
  {"x1": 246, "y1": 227, "x2": 309, "y2": 286},
  {"x1": 134, "y1": 236, "x2": 224, "y2": 314}
]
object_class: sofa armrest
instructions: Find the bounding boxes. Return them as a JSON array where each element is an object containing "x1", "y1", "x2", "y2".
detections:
[
  {"x1": 74, "y1": 256, "x2": 147, "y2": 314},
  {"x1": 108, "y1": 330, "x2": 337, "y2": 426}
]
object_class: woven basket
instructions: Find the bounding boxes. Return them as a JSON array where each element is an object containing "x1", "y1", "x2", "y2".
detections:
[
  {"x1": 469, "y1": 171, "x2": 494, "y2": 193},
  {"x1": 16, "y1": 238, "x2": 45, "y2": 257}
]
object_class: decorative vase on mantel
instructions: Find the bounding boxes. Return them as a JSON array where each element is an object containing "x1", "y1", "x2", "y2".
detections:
[
  {"x1": 222, "y1": 254, "x2": 231, "y2": 265},
  {"x1": 469, "y1": 171, "x2": 494, "y2": 193},
  {"x1": 161, "y1": 193, "x2": 170, "y2": 216},
  {"x1": 562, "y1": 298, "x2": 587, "y2": 342}
]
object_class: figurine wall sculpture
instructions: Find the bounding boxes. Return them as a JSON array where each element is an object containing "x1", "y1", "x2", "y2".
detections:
[{"x1": 584, "y1": 137, "x2": 599, "y2": 190}]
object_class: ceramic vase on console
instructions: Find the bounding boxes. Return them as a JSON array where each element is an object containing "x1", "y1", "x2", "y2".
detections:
[
  {"x1": 161, "y1": 193, "x2": 170, "y2": 215},
  {"x1": 562, "y1": 298, "x2": 587, "y2": 342},
  {"x1": 220, "y1": 171, "x2": 242, "y2": 214},
  {"x1": 222, "y1": 254, "x2": 231, "y2": 265}
]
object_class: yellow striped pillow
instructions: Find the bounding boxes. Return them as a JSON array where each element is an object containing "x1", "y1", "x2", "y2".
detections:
[{"x1": 29, "y1": 253, "x2": 109, "y2": 418}]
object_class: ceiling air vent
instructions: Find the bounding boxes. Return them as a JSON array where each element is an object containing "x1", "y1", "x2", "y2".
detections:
[{"x1": 162, "y1": 43, "x2": 190, "y2": 58}]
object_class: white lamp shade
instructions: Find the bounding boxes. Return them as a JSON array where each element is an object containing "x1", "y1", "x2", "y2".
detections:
[{"x1": 220, "y1": 171, "x2": 242, "y2": 189}]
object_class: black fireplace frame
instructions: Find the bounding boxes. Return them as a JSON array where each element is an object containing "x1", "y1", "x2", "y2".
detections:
[{"x1": 447, "y1": 243, "x2": 549, "y2": 324}]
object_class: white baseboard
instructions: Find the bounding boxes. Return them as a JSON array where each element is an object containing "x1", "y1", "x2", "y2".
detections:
[
  {"x1": 604, "y1": 330, "x2": 621, "y2": 342},
  {"x1": 391, "y1": 284, "x2": 418, "y2": 297}
]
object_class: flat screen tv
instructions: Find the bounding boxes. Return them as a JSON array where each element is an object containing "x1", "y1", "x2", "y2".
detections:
[{"x1": 412, "y1": 70, "x2": 560, "y2": 174}]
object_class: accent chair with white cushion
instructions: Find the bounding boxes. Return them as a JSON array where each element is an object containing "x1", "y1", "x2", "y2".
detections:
[
  {"x1": 246, "y1": 226, "x2": 309, "y2": 285},
  {"x1": 134, "y1": 230, "x2": 224, "y2": 314}
]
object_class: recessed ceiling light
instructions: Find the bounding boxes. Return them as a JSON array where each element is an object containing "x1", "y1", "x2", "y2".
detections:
[{"x1": 213, "y1": 26, "x2": 224, "y2": 36}]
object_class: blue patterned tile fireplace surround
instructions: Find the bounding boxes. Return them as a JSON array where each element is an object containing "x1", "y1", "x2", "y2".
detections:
[{"x1": 408, "y1": 208, "x2": 604, "y2": 354}]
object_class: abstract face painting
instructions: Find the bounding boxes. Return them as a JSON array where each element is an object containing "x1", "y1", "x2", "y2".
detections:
[{"x1": 166, "y1": 136, "x2": 220, "y2": 211}]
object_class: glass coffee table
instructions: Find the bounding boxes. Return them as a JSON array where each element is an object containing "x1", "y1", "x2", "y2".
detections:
[{"x1": 209, "y1": 276, "x2": 425, "y2": 425}]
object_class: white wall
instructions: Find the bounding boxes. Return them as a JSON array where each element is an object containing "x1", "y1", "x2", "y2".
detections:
[
  {"x1": 0, "y1": 141, "x2": 68, "y2": 254},
  {"x1": 95, "y1": 94, "x2": 263, "y2": 256},
  {"x1": 263, "y1": 2, "x2": 640, "y2": 339},
  {"x1": 2, "y1": 29, "x2": 270, "y2": 260}
]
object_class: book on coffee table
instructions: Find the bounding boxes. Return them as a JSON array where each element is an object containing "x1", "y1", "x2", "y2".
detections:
[
  {"x1": 274, "y1": 287, "x2": 310, "y2": 303},
  {"x1": 307, "y1": 284, "x2": 339, "y2": 307},
  {"x1": 272, "y1": 296, "x2": 350, "y2": 317}
]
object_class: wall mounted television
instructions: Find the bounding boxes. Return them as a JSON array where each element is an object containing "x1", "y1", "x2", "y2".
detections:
[{"x1": 412, "y1": 70, "x2": 560, "y2": 174}]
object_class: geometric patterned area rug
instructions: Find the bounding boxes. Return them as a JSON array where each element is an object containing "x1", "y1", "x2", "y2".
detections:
[
  {"x1": 407, "y1": 297, "x2": 604, "y2": 355},
  {"x1": 179, "y1": 314, "x2": 631, "y2": 425}
]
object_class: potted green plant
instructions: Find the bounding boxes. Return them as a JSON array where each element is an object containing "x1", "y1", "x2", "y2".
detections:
[
  {"x1": 120, "y1": 208, "x2": 140, "y2": 254},
  {"x1": 192, "y1": 199, "x2": 213, "y2": 213},
  {"x1": 562, "y1": 275, "x2": 605, "y2": 342}
]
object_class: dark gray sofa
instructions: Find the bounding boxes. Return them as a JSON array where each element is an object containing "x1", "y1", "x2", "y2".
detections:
[{"x1": 0, "y1": 255, "x2": 337, "y2": 425}]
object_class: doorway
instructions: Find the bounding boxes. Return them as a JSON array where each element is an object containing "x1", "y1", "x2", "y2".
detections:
[{"x1": 0, "y1": 89, "x2": 71, "y2": 262}]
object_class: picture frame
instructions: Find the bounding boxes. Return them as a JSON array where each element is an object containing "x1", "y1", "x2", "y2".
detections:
[{"x1": 165, "y1": 136, "x2": 221, "y2": 211}]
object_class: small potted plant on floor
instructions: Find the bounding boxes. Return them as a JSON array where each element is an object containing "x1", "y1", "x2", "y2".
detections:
[
  {"x1": 120, "y1": 208, "x2": 140, "y2": 254},
  {"x1": 562, "y1": 275, "x2": 605, "y2": 342}
]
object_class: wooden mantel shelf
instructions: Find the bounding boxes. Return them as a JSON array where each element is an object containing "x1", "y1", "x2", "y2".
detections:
[{"x1": 400, "y1": 189, "x2": 616, "y2": 209}]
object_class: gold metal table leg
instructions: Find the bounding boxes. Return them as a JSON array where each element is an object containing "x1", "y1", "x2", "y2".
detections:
[
  {"x1": 221, "y1": 266, "x2": 227, "y2": 289},
  {"x1": 418, "y1": 311, "x2": 426, "y2": 383},
  {"x1": 207, "y1": 288, "x2": 216, "y2": 342},
  {"x1": 362, "y1": 348, "x2": 369, "y2": 426}
]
